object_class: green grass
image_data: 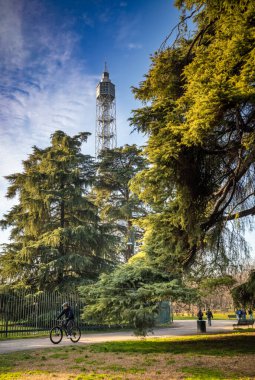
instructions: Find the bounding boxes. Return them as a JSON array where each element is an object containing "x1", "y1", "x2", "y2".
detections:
[
  {"x1": 0, "y1": 374, "x2": 21, "y2": 379},
  {"x1": 0, "y1": 331, "x2": 49, "y2": 340},
  {"x1": 182, "y1": 366, "x2": 236, "y2": 379},
  {"x1": 181, "y1": 366, "x2": 253, "y2": 380},
  {"x1": 90, "y1": 332, "x2": 255, "y2": 356},
  {"x1": 0, "y1": 370, "x2": 50, "y2": 379},
  {"x1": 75, "y1": 357, "x2": 85, "y2": 363},
  {"x1": 173, "y1": 316, "x2": 197, "y2": 320},
  {"x1": 74, "y1": 375, "x2": 122, "y2": 380},
  {"x1": 0, "y1": 332, "x2": 254, "y2": 379},
  {"x1": 101, "y1": 364, "x2": 145, "y2": 374},
  {"x1": 233, "y1": 328, "x2": 255, "y2": 332},
  {"x1": 49, "y1": 352, "x2": 69, "y2": 359},
  {"x1": 174, "y1": 313, "x2": 234, "y2": 320}
]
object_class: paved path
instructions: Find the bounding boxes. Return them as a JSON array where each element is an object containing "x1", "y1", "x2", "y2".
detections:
[{"x1": 0, "y1": 320, "x2": 235, "y2": 354}]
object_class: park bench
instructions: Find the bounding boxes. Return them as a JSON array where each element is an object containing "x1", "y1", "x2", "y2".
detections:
[{"x1": 233, "y1": 319, "x2": 254, "y2": 328}]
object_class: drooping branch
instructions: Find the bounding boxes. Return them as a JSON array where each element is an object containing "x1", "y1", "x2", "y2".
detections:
[
  {"x1": 187, "y1": 20, "x2": 216, "y2": 58},
  {"x1": 209, "y1": 149, "x2": 255, "y2": 220},
  {"x1": 226, "y1": 191, "x2": 255, "y2": 217},
  {"x1": 159, "y1": 6, "x2": 202, "y2": 52}
]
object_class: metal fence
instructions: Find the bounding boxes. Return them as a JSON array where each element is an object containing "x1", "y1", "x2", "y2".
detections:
[
  {"x1": 0, "y1": 290, "x2": 172, "y2": 337},
  {"x1": 0, "y1": 290, "x2": 90, "y2": 337}
]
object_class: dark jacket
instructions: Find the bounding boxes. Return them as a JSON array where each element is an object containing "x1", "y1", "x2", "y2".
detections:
[
  {"x1": 57, "y1": 306, "x2": 74, "y2": 321},
  {"x1": 206, "y1": 310, "x2": 213, "y2": 319},
  {"x1": 197, "y1": 310, "x2": 203, "y2": 320}
]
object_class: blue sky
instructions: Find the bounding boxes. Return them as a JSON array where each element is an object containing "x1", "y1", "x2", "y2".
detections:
[{"x1": 0, "y1": 0, "x2": 254, "y2": 253}]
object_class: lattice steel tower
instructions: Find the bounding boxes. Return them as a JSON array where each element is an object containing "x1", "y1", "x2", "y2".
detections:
[{"x1": 95, "y1": 63, "x2": 117, "y2": 157}]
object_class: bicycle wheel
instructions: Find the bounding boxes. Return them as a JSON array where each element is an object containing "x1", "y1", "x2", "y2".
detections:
[
  {"x1": 50, "y1": 326, "x2": 63, "y2": 344},
  {"x1": 70, "y1": 324, "x2": 81, "y2": 343}
]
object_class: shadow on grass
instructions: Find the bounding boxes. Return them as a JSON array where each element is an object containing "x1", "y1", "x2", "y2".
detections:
[{"x1": 90, "y1": 332, "x2": 255, "y2": 356}]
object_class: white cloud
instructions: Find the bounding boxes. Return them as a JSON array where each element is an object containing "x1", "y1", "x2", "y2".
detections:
[
  {"x1": 0, "y1": 0, "x2": 99, "y2": 244},
  {"x1": 0, "y1": 66, "x2": 98, "y2": 243},
  {"x1": 0, "y1": 0, "x2": 26, "y2": 68},
  {"x1": 127, "y1": 43, "x2": 143, "y2": 50},
  {"x1": 0, "y1": 0, "x2": 145, "y2": 246}
]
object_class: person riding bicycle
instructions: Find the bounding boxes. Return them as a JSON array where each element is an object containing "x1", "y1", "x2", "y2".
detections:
[{"x1": 57, "y1": 302, "x2": 75, "y2": 338}]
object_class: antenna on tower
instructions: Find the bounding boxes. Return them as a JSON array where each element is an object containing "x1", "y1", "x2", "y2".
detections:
[{"x1": 95, "y1": 64, "x2": 117, "y2": 158}]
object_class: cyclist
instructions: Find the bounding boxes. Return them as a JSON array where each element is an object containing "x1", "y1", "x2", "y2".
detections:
[{"x1": 57, "y1": 302, "x2": 75, "y2": 338}]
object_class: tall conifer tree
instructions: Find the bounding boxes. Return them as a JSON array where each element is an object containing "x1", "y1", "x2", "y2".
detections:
[
  {"x1": 0, "y1": 131, "x2": 115, "y2": 291},
  {"x1": 130, "y1": 0, "x2": 255, "y2": 271},
  {"x1": 95, "y1": 145, "x2": 147, "y2": 261}
]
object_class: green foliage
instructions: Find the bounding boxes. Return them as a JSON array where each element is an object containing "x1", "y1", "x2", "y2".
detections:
[
  {"x1": 199, "y1": 275, "x2": 236, "y2": 297},
  {"x1": 191, "y1": 274, "x2": 237, "y2": 306},
  {"x1": 95, "y1": 145, "x2": 147, "y2": 261},
  {"x1": 232, "y1": 270, "x2": 255, "y2": 308},
  {"x1": 0, "y1": 131, "x2": 116, "y2": 291},
  {"x1": 79, "y1": 253, "x2": 197, "y2": 335},
  {"x1": 130, "y1": 0, "x2": 255, "y2": 271}
]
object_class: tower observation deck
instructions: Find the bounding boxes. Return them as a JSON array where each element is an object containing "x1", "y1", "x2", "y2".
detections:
[{"x1": 95, "y1": 63, "x2": 117, "y2": 158}]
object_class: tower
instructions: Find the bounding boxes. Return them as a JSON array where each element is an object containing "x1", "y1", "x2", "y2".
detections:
[{"x1": 95, "y1": 63, "x2": 117, "y2": 157}]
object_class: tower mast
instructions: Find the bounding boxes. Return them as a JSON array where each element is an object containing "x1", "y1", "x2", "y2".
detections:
[{"x1": 95, "y1": 63, "x2": 117, "y2": 158}]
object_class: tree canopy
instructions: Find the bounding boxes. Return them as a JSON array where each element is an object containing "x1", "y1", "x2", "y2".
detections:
[
  {"x1": 80, "y1": 252, "x2": 196, "y2": 335},
  {"x1": 0, "y1": 131, "x2": 115, "y2": 291},
  {"x1": 232, "y1": 270, "x2": 255, "y2": 308},
  {"x1": 130, "y1": 0, "x2": 255, "y2": 272},
  {"x1": 94, "y1": 145, "x2": 147, "y2": 261},
  {"x1": 1, "y1": 1, "x2": 254, "y2": 326}
]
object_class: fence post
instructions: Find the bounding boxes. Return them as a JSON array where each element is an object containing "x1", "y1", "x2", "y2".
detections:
[
  {"x1": 5, "y1": 296, "x2": 9, "y2": 338},
  {"x1": 35, "y1": 301, "x2": 38, "y2": 332}
]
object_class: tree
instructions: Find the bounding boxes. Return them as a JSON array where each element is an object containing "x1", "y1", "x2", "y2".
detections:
[
  {"x1": 79, "y1": 252, "x2": 197, "y2": 335},
  {"x1": 0, "y1": 131, "x2": 115, "y2": 291},
  {"x1": 130, "y1": 0, "x2": 255, "y2": 272},
  {"x1": 94, "y1": 145, "x2": 147, "y2": 262},
  {"x1": 232, "y1": 270, "x2": 255, "y2": 308},
  {"x1": 198, "y1": 275, "x2": 236, "y2": 310}
]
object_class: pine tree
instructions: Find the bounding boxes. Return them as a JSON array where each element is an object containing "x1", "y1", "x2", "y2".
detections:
[
  {"x1": 94, "y1": 145, "x2": 147, "y2": 261},
  {"x1": 0, "y1": 131, "x2": 115, "y2": 291},
  {"x1": 232, "y1": 270, "x2": 255, "y2": 308},
  {"x1": 130, "y1": 0, "x2": 255, "y2": 272},
  {"x1": 80, "y1": 252, "x2": 197, "y2": 335}
]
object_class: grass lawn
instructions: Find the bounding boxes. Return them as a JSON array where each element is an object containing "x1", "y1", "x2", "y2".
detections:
[
  {"x1": 0, "y1": 332, "x2": 254, "y2": 379},
  {"x1": 0, "y1": 332, "x2": 49, "y2": 341},
  {"x1": 174, "y1": 313, "x2": 235, "y2": 320}
]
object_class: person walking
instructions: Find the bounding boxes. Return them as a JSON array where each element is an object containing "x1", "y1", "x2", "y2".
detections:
[
  {"x1": 197, "y1": 309, "x2": 203, "y2": 320},
  {"x1": 237, "y1": 309, "x2": 242, "y2": 320},
  {"x1": 206, "y1": 308, "x2": 213, "y2": 326},
  {"x1": 248, "y1": 308, "x2": 253, "y2": 320}
]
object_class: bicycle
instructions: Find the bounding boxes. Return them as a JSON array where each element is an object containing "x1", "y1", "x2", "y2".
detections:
[{"x1": 50, "y1": 320, "x2": 81, "y2": 344}]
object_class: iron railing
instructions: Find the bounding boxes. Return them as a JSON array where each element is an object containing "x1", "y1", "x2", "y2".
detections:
[
  {"x1": 0, "y1": 290, "x2": 106, "y2": 337},
  {"x1": 0, "y1": 290, "x2": 172, "y2": 337}
]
